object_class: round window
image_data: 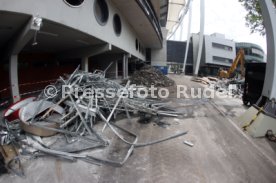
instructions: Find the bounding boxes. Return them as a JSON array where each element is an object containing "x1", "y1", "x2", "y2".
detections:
[
  {"x1": 113, "y1": 14, "x2": 122, "y2": 36},
  {"x1": 64, "y1": 0, "x2": 84, "y2": 7},
  {"x1": 94, "y1": 0, "x2": 109, "y2": 25}
]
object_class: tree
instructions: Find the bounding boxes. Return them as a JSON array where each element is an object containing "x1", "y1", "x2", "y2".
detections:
[{"x1": 238, "y1": 0, "x2": 276, "y2": 35}]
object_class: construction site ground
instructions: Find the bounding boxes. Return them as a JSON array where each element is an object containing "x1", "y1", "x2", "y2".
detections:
[{"x1": 1, "y1": 74, "x2": 276, "y2": 183}]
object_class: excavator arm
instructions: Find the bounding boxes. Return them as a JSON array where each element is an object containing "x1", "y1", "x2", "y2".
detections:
[{"x1": 219, "y1": 49, "x2": 245, "y2": 78}]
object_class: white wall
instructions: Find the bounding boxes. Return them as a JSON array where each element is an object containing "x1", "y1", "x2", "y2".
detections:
[
  {"x1": 204, "y1": 34, "x2": 236, "y2": 67},
  {"x1": 0, "y1": 0, "x2": 153, "y2": 60},
  {"x1": 151, "y1": 28, "x2": 168, "y2": 66}
]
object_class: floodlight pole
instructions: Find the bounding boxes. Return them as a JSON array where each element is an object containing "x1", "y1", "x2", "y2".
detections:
[
  {"x1": 193, "y1": 0, "x2": 205, "y2": 75},
  {"x1": 182, "y1": 0, "x2": 193, "y2": 74}
]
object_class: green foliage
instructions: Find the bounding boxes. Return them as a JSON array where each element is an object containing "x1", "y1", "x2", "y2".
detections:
[{"x1": 238, "y1": 0, "x2": 276, "y2": 35}]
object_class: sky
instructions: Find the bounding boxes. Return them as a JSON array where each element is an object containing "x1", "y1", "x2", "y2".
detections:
[{"x1": 170, "y1": 0, "x2": 267, "y2": 53}]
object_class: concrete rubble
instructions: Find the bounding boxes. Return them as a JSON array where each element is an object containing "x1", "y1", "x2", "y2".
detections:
[
  {"x1": 0, "y1": 66, "x2": 187, "y2": 177},
  {"x1": 130, "y1": 65, "x2": 175, "y2": 87}
]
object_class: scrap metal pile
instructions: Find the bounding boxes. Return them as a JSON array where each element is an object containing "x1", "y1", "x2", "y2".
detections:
[
  {"x1": 130, "y1": 65, "x2": 175, "y2": 87},
  {"x1": 0, "y1": 66, "x2": 187, "y2": 176}
]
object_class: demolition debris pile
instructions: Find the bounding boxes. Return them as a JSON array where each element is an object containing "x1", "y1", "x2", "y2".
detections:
[
  {"x1": 0, "y1": 67, "x2": 187, "y2": 177},
  {"x1": 191, "y1": 76, "x2": 244, "y2": 98},
  {"x1": 130, "y1": 65, "x2": 175, "y2": 87}
]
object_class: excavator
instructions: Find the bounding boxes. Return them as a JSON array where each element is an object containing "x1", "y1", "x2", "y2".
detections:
[{"x1": 218, "y1": 49, "x2": 245, "y2": 78}]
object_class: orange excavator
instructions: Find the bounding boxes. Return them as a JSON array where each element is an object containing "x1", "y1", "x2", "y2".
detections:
[{"x1": 218, "y1": 49, "x2": 245, "y2": 78}]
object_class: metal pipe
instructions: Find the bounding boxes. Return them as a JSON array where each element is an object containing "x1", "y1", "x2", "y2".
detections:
[
  {"x1": 60, "y1": 114, "x2": 79, "y2": 128},
  {"x1": 68, "y1": 94, "x2": 93, "y2": 136},
  {"x1": 102, "y1": 81, "x2": 130, "y2": 132}
]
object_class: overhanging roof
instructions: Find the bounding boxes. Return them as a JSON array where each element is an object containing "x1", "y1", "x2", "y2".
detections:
[
  {"x1": 166, "y1": 0, "x2": 186, "y2": 36},
  {"x1": 159, "y1": 0, "x2": 169, "y2": 27}
]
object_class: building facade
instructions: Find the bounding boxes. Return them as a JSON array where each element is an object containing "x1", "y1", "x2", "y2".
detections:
[
  {"x1": 202, "y1": 33, "x2": 236, "y2": 67},
  {"x1": 0, "y1": 0, "x2": 169, "y2": 103},
  {"x1": 167, "y1": 33, "x2": 265, "y2": 76},
  {"x1": 236, "y1": 42, "x2": 265, "y2": 63},
  {"x1": 198, "y1": 33, "x2": 236, "y2": 76},
  {"x1": 166, "y1": 40, "x2": 193, "y2": 74}
]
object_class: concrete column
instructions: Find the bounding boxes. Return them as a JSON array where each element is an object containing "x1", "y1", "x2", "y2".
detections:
[
  {"x1": 151, "y1": 27, "x2": 168, "y2": 67},
  {"x1": 115, "y1": 60, "x2": 118, "y2": 79},
  {"x1": 81, "y1": 57, "x2": 89, "y2": 72},
  {"x1": 9, "y1": 55, "x2": 20, "y2": 102},
  {"x1": 5, "y1": 16, "x2": 42, "y2": 103},
  {"x1": 123, "y1": 54, "x2": 129, "y2": 79},
  {"x1": 126, "y1": 59, "x2": 129, "y2": 78}
]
